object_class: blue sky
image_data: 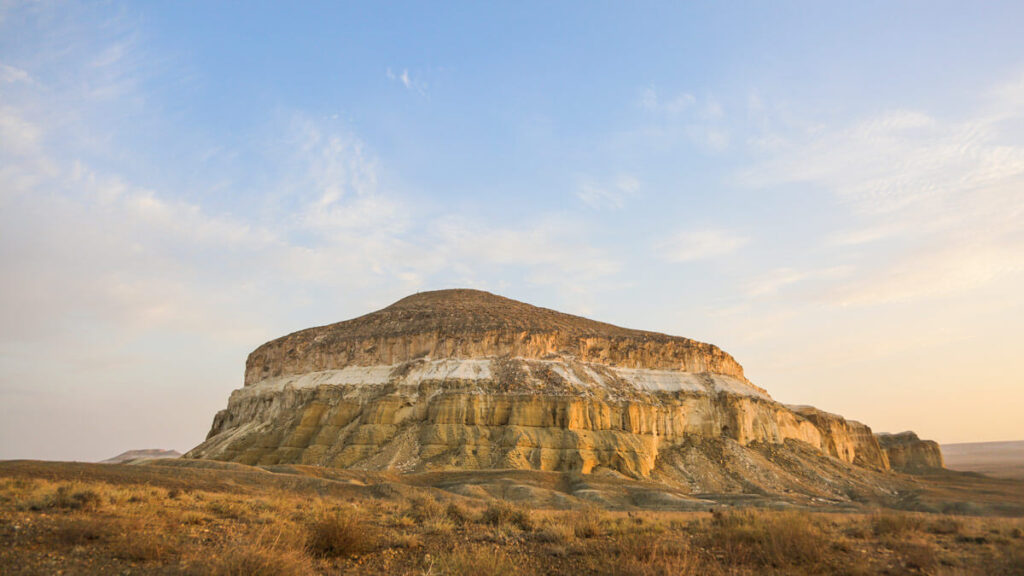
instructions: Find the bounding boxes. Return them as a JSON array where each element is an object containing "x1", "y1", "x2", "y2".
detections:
[{"x1": 2, "y1": 1, "x2": 1023, "y2": 460}]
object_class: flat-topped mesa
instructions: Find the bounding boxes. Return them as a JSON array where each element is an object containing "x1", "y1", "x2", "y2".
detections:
[
  {"x1": 190, "y1": 289, "x2": 895, "y2": 492},
  {"x1": 244, "y1": 289, "x2": 748, "y2": 387}
]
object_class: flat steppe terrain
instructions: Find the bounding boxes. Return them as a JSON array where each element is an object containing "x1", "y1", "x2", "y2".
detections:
[
  {"x1": 1, "y1": 459, "x2": 1023, "y2": 575},
  {"x1": 944, "y1": 441, "x2": 1024, "y2": 481}
]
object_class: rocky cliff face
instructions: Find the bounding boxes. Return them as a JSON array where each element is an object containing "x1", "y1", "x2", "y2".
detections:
[
  {"x1": 876, "y1": 432, "x2": 944, "y2": 470},
  {"x1": 188, "y1": 289, "x2": 893, "y2": 490},
  {"x1": 788, "y1": 406, "x2": 889, "y2": 470}
]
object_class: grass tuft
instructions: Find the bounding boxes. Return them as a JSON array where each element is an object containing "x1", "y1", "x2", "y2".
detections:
[
  {"x1": 871, "y1": 511, "x2": 923, "y2": 536},
  {"x1": 702, "y1": 509, "x2": 826, "y2": 568},
  {"x1": 439, "y1": 546, "x2": 518, "y2": 576},
  {"x1": 305, "y1": 511, "x2": 379, "y2": 558},
  {"x1": 481, "y1": 500, "x2": 534, "y2": 531}
]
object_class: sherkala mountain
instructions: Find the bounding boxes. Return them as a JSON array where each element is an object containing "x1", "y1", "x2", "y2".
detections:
[{"x1": 187, "y1": 289, "x2": 942, "y2": 500}]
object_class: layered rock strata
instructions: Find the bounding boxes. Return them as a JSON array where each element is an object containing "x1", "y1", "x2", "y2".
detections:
[
  {"x1": 788, "y1": 406, "x2": 890, "y2": 470},
  {"x1": 188, "y1": 289, "x2": 893, "y2": 484},
  {"x1": 876, "y1": 431, "x2": 944, "y2": 470}
]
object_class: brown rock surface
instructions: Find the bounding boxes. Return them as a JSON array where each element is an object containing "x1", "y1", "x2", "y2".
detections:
[
  {"x1": 188, "y1": 289, "x2": 896, "y2": 495},
  {"x1": 876, "y1": 431, "x2": 944, "y2": 470}
]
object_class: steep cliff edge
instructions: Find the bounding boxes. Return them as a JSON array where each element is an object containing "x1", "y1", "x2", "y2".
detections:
[
  {"x1": 876, "y1": 431, "x2": 944, "y2": 470},
  {"x1": 188, "y1": 289, "x2": 894, "y2": 495},
  {"x1": 787, "y1": 406, "x2": 889, "y2": 470}
]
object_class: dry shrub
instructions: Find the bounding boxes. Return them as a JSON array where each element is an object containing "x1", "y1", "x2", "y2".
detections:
[
  {"x1": 424, "y1": 515, "x2": 456, "y2": 535},
  {"x1": 928, "y1": 516, "x2": 963, "y2": 535},
  {"x1": 993, "y1": 544, "x2": 1024, "y2": 576},
  {"x1": 109, "y1": 523, "x2": 175, "y2": 562},
  {"x1": 871, "y1": 511, "x2": 923, "y2": 536},
  {"x1": 31, "y1": 484, "x2": 103, "y2": 511},
  {"x1": 481, "y1": 500, "x2": 534, "y2": 531},
  {"x1": 206, "y1": 499, "x2": 248, "y2": 519},
  {"x1": 179, "y1": 510, "x2": 211, "y2": 525},
  {"x1": 54, "y1": 518, "x2": 112, "y2": 545},
  {"x1": 405, "y1": 496, "x2": 446, "y2": 525},
  {"x1": 439, "y1": 546, "x2": 518, "y2": 576},
  {"x1": 389, "y1": 532, "x2": 423, "y2": 549},
  {"x1": 703, "y1": 509, "x2": 826, "y2": 568},
  {"x1": 446, "y1": 501, "x2": 472, "y2": 525},
  {"x1": 305, "y1": 511, "x2": 378, "y2": 558},
  {"x1": 889, "y1": 538, "x2": 938, "y2": 572},
  {"x1": 612, "y1": 534, "x2": 713, "y2": 576},
  {"x1": 570, "y1": 508, "x2": 606, "y2": 539},
  {"x1": 200, "y1": 543, "x2": 313, "y2": 576},
  {"x1": 534, "y1": 522, "x2": 575, "y2": 544}
]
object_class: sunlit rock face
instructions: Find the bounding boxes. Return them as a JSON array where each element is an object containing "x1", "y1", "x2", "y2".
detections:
[
  {"x1": 187, "y1": 289, "x2": 891, "y2": 480},
  {"x1": 787, "y1": 405, "x2": 891, "y2": 470},
  {"x1": 876, "y1": 431, "x2": 945, "y2": 470}
]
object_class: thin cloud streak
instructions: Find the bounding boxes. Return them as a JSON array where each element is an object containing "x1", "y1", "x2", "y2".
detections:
[
  {"x1": 654, "y1": 229, "x2": 749, "y2": 263},
  {"x1": 740, "y1": 77, "x2": 1024, "y2": 307}
]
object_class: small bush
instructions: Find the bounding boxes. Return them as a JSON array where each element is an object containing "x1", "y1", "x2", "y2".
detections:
[
  {"x1": 305, "y1": 512, "x2": 378, "y2": 558},
  {"x1": 927, "y1": 516, "x2": 963, "y2": 535},
  {"x1": 405, "y1": 496, "x2": 446, "y2": 525},
  {"x1": 871, "y1": 512, "x2": 923, "y2": 536},
  {"x1": 571, "y1": 508, "x2": 606, "y2": 539},
  {"x1": 612, "y1": 535, "x2": 710, "y2": 576},
  {"x1": 535, "y1": 522, "x2": 575, "y2": 544},
  {"x1": 446, "y1": 501, "x2": 471, "y2": 525},
  {"x1": 110, "y1": 528, "x2": 173, "y2": 562},
  {"x1": 439, "y1": 547, "x2": 518, "y2": 576},
  {"x1": 202, "y1": 543, "x2": 312, "y2": 576},
  {"x1": 206, "y1": 499, "x2": 248, "y2": 519},
  {"x1": 481, "y1": 501, "x2": 534, "y2": 531},
  {"x1": 423, "y1": 515, "x2": 456, "y2": 535},
  {"x1": 890, "y1": 539, "x2": 938, "y2": 572},
  {"x1": 389, "y1": 532, "x2": 423, "y2": 549},
  {"x1": 32, "y1": 485, "x2": 104, "y2": 511},
  {"x1": 702, "y1": 509, "x2": 826, "y2": 568},
  {"x1": 179, "y1": 510, "x2": 211, "y2": 525},
  {"x1": 54, "y1": 518, "x2": 111, "y2": 545}
]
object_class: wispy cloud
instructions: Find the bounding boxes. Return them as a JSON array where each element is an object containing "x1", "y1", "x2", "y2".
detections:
[
  {"x1": 654, "y1": 229, "x2": 748, "y2": 263},
  {"x1": 575, "y1": 174, "x2": 639, "y2": 209},
  {"x1": 0, "y1": 7, "x2": 624, "y2": 459},
  {"x1": 0, "y1": 62, "x2": 34, "y2": 84},
  {"x1": 740, "y1": 74, "x2": 1024, "y2": 306},
  {"x1": 744, "y1": 266, "x2": 852, "y2": 298},
  {"x1": 386, "y1": 67, "x2": 427, "y2": 94},
  {"x1": 640, "y1": 86, "x2": 695, "y2": 116},
  {"x1": 639, "y1": 87, "x2": 730, "y2": 151}
]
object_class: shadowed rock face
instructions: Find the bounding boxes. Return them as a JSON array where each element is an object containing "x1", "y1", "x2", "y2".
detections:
[
  {"x1": 188, "y1": 289, "x2": 893, "y2": 486},
  {"x1": 877, "y1": 431, "x2": 945, "y2": 470}
]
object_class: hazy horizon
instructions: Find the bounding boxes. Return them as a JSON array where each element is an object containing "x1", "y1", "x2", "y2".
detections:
[{"x1": 2, "y1": 1, "x2": 1023, "y2": 462}]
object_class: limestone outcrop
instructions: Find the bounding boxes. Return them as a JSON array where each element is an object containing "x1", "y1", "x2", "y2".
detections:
[
  {"x1": 187, "y1": 289, "x2": 896, "y2": 491},
  {"x1": 787, "y1": 406, "x2": 889, "y2": 470},
  {"x1": 876, "y1": 431, "x2": 944, "y2": 470}
]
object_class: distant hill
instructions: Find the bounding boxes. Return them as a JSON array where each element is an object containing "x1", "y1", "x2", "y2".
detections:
[
  {"x1": 101, "y1": 449, "x2": 181, "y2": 464},
  {"x1": 942, "y1": 441, "x2": 1024, "y2": 480}
]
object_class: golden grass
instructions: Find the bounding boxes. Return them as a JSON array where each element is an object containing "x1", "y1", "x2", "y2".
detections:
[
  {"x1": 437, "y1": 546, "x2": 518, "y2": 576},
  {"x1": 2, "y1": 470, "x2": 1024, "y2": 575},
  {"x1": 305, "y1": 510, "x2": 379, "y2": 558}
]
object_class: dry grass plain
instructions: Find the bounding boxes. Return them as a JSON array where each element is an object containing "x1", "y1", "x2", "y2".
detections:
[{"x1": 1, "y1": 459, "x2": 1023, "y2": 575}]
